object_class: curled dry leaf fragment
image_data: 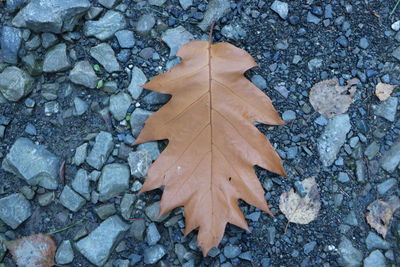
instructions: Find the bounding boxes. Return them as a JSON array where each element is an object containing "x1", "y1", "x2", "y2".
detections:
[
  {"x1": 6, "y1": 233, "x2": 57, "y2": 267},
  {"x1": 375, "y1": 83, "x2": 395, "y2": 102},
  {"x1": 309, "y1": 78, "x2": 360, "y2": 118},
  {"x1": 365, "y1": 196, "x2": 400, "y2": 238},
  {"x1": 279, "y1": 177, "x2": 321, "y2": 225}
]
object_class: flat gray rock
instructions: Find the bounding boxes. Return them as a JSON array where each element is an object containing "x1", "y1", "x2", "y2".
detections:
[
  {"x1": 317, "y1": 114, "x2": 351, "y2": 167},
  {"x1": 142, "y1": 92, "x2": 171, "y2": 105},
  {"x1": 55, "y1": 240, "x2": 74, "y2": 265},
  {"x1": 73, "y1": 143, "x2": 88, "y2": 166},
  {"x1": 161, "y1": 26, "x2": 194, "y2": 57},
  {"x1": 90, "y1": 43, "x2": 121, "y2": 73},
  {"x1": 84, "y1": 11, "x2": 126, "y2": 41},
  {"x1": 338, "y1": 236, "x2": 363, "y2": 267},
  {"x1": 43, "y1": 43, "x2": 71, "y2": 73},
  {"x1": 128, "y1": 67, "x2": 147, "y2": 99},
  {"x1": 98, "y1": 163, "x2": 130, "y2": 201},
  {"x1": 365, "y1": 232, "x2": 390, "y2": 250},
  {"x1": 76, "y1": 215, "x2": 129, "y2": 266},
  {"x1": 179, "y1": 0, "x2": 192, "y2": 10},
  {"x1": 381, "y1": 140, "x2": 400, "y2": 172},
  {"x1": 0, "y1": 66, "x2": 34, "y2": 102},
  {"x1": 69, "y1": 61, "x2": 98, "y2": 89},
  {"x1": 146, "y1": 223, "x2": 161, "y2": 245},
  {"x1": 98, "y1": 0, "x2": 119, "y2": 8},
  {"x1": 0, "y1": 193, "x2": 31, "y2": 229},
  {"x1": 144, "y1": 245, "x2": 166, "y2": 264},
  {"x1": 130, "y1": 108, "x2": 152, "y2": 137},
  {"x1": 2, "y1": 137, "x2": 60, "y2": 189},
  {"x1": 271, "y1": 0, "x2": 289, "y2": 20},
  {"x1": 12, "y1": 0, "x2": 90, "y2": 33},
  {"x1": 60, "y1": 185, "x2": 86, "y2": 212},
  {"x1": 72, "y1": 169, "x2": 91, "y2": 200},
  {"x1": 373, "y1": 97, "x2": 398, "y2": 122},
  {"x1": 377, "y1": 178, "x2": 397, "y2": 196},
  {"x1": 149, "y1": 0, "x2": 166, "y2": 6},
  {"x1": 86, "y1": 131, "x2": 114, "y2": 170},
  {"x1": 137, "y1": 142, "x2": 160, "y2": 161},
  {"x1": 198, "y1": 0, "x2": 231, "y2": 31},
  {"x1": 109, "y1": 92, "x2": 132, "y2": 121},
  {"x1": 1, "y1": 26, "x2": 22, "y2": 64},
  {"x1": 120, "y1": 193, "x2": 135, "y2": 220},
  {"x1": 136, "y1": 14, "x2": 156, "y2": 35},
  {"x1": 73, "y1": 97, "x2": 89, "y2": 116},
  {"x1": 128, "y1": 150, "x2": 152, "y2": 178},
  {"x1": 364, "y1": 250, "x2": 387, "y2": 267},
  {"x1": 115, "y1": 30, "x2": 135, "y2": 48}
]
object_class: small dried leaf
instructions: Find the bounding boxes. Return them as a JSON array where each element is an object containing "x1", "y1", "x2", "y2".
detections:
[
  {"x1": 309, "y1": 78, "x2": 359, "y2": 118},
  {"x1": 375, "y1": 83, "x2": 395, "y2": 101},
  {"x1": 6, "y1": 233, "x2": 56, "y2": 267},
  {"x1": 366, "y1": 196, "x2": 400, "y2": 238},
  {"x1": 279, "y1": 177, "x2": 321, "y2": 224}
]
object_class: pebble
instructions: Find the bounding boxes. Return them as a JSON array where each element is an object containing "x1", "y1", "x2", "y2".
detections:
[
  {"x1": 336, "y1": 36, "x2": 349, "y2": 47},
  {"x1": 43, "y1": 43, "x2": 71, "y2": 73},
  {"x1": 365, "y1": 232, "x2": 390, "y2": 250},
  {"x1": 308, "y1": 58, "x2": 323, "y2": 71},
  {"x1": 120, "y1": 193, "x2": 135, "y2": 220},
  {"x1": 73, "y1": 143, "x2": 88, "y2": 166},
  {"x1": 142, "y1": 92, "x2": 171, "y2": 105},
  {"x1": 115, "y1": 30, "x2": 135, "y2": 48},
  {"x1": 97, "y1": 163, "x2": 130, "y2": 201},
  {"x1": 303, "y1": 241, "x2": 317, "y2": 255},
  {"x1": 143, "y1": 245, "x2": 166, "y2": 264},
  {"x1": 136, "y1": 14, "x2": 156, "y2": 35},
  {"x1": 98, "y1": 0, "x2": 119, "y2": 9},
  {"x1": 130, "y1": 219, "x2": 146, "y2": 241},
  {"x1": 130, "y1": 108, "x2": 153, "y2": 137},
  {"x1": 94, "y1": 203, "x2": 116, "y2": 220},
  {"x1": 41, "y1": 33, "x2": 58, "y2": 49},
  {"x1": 55, "y1": 240, "x2": 74, "y2": 265},
  {"x1": 38, "y1": 192, "x2": 53, "y2": 206},
  {"x1": 380, "y1": 140, "x2": 400, "y2": 173},
  {"x1": 377, "y1": 178, "x2": 397, "y2": 196},
  {"x1": 338, "y1": 237, "x2": 363, "y2": 267},
  {"x1": 270, "y1": 1, "x2": 288, "y2": 20},
  {"x1": 1, "y1": 26, "x2": 22, "y2": 64},
  {"x1": 359, "y1": 37, "x2": 369, "y2": 49},
  {"x1": 307, "y1": 12, "x2": 321, "y2": 24},
  {"x1": 128, "y1": 150, "x2": 152, "y2": 179},
  {"x1": 0, "y1": 66, "x2": 34, "y2": 102},
  {"x1": 363, "y1": 250, "x2": 387, "y2": 267},
  {"x1": 251, "y1": 75, "x2": 267, "y2": 89},
  {"x1": 84, "y1": 11, "x2": 126, "y2": 40},
  {"x1": 223, "y1": 244, "x2": 241, "y2": 259},
  {"x1": 391, "y1": 20, "x2": 400, "y2": 31},
  {"x1": 72, "y1": 169, "x2": 91, "y2": 200},
  {"x1": 59, "y1": 185, "x2": 86, "y2": 212},
  {"x1": 73, "y1": 97, "x2": 88, "y2": 116},
  {"x1": 86, "y1": 131, "x2": 114, "y2": 170},
  {"x1": 162, "y1": 26, "x2": 194, "y2": 57},
  {"x1": 146, "y1": 223, "x2": 161, "y2": 245},
  {"x1": 110, "y1": 92, "x2": 132, "y2": 121},
  {"x1": 282, "y1": 110, "x2": 296, "y2": 122},
  {"x1": 364, "y1": 141, "x2": 380, "y2": 160},
  {"x1": 179, "y1": 0, "x2": 192, "y2": 10},
  {"x1": 90, "y1": 43, "x2": 121, "y2": 73},
  {"x1": 69, "y1": 61, "x2": 98, "y2": 89},
  {"x1": 0, "y1": 193, "x2": 32, "y2": 229},
  {"x1": 338, "y1": 172, "x2": 350, "y2": 183},
  {"x1": 145, "y1": 201, "x2": 170, "y2": 222},
  {"x1": 198, "y1": 0, "x2": 231, "y2": 31},
  {"x1": 128, "y1": 67, "x2": 147, "y2": 99},
  {"x1": 373, "y1": 97, "x2": 398, "y2": 122}
]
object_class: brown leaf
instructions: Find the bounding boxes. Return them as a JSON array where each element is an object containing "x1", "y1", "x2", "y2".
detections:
[
  {"x1": 135, "y1": 40, "x2": 286, "y2": 256},
  {"x1": 366, "y1": 196, "x2": 400, "y2": 238},
  {"x1": 375, "y1": 82, "x2": 395, "y2": 101},
  {"x1": 309, "y1": 78, "x2": 359, "y2": 118},
  {"x1": 279, "y1": 177, "x2": 321, "y2": 224},
  {"x1": 6, "y1": 233, "x2": 56, "y2": 267}
]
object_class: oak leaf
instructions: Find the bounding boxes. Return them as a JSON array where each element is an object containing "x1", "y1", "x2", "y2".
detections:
[
  {"x1": 366, "y1": 196, "x2": 400, "y2": 238},
  {"x1": 375, "y1": 82, "x2": 395, "y2": 101},
  {"x1": 135, "y1": 40, "x2": 286, "y2": 255},
  {"x1": 6, "y1": 233, "x2": 57, "y2": 267},
  {"x1": 279, "y1": 177, "x2": 320, "y2": 225}
]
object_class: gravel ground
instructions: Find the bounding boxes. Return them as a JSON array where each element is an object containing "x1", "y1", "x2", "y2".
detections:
[{"x1": 0, "y1": 0, "x2": 399, "y2": 266}]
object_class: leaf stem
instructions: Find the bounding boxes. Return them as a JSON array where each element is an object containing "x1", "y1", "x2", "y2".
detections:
[{"x1": 208, "y1": 21, "x2": 216, "y2": 44}]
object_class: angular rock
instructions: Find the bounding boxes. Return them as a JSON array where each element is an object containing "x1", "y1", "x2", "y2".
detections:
[
  {"x1": 136, "y1": 14, "x2": 156, "y2": 35},
  {"x1": 317, "y1": 114, "x2": 351, "y2": 167},
  {"x1": 145, "y1": 201, "x2": 170, "y2": 222},
  {"x1": 6, "y1": 0, "x2": 28, "y2": 12},
  {"x1": 373, "y1": 97, "x2": 398, "y2": 122},
  {"x1": 381, "y1": 140, "x2": 400, "y2": 173},
  {"x1": 338, "y1": 236, "x2": 363, "y2": 267},
  {"x1": 115, "y1": 30, "x2": 135, "y2": 48},
  {"x1": 55, "y1": 240, "x2": 74, "y2": 265},
  {"x1": 221, "y1": 22, "x2": 246, "y2": 40},
  {"x1": 130, "y1": 108, "x2": 152, "y2": 137},
  {"x1": 146, "y1": 223, "x2": 161, "y2": 245},
  {"x1": 110, "y1": 92, "x2": 132, "y2": 121},
  {"x1": 86, "y1": 131, "x2": 114, "y2": 170},
  {"x1": 144, "y1": 245, "x2": 166, "y2": 265},
  {"x1": 41, "y1": 33, "x2": 58, "y2": 49},
  {"x1": 149, "y1": 0, "x2": 166, "y2": 6},
  {"x1": 142, "y1": 92, "x2": 171, "y2": 105},
  {"x1": 364, "y1": 250, "x2": 387, "y2": 267},
  {"x1": 0, "y1": 193, "x2": 31, "y2": 229},
  {"x1": 162, "y1": 26, "x2": 194, "y2": 57},
  {"x1": 127, "y1": 67, "x2": 147, "y2": 99},
  {"x1": 72, "y1": 169, "x2": 91, "y2": 200},
  {"x1": 69, "y1": 61, "x2": 98, "y2": 89},
  {"x1": 98, "y1": 163, "x2": 130, "y2": 201},
  {"x1": 128, "y1": 150, "x2": 152, "y2": 179},
  {"x1": 0, "y1": 67, "x2": 34, "y2": 102},
  {"x1": 271, "y1": 0, "x2": 289, "y2": 20},
  {"x1": 21, "y1": 54, "x2": 42, "y2": 76},
  {"x1": 84, "y1": 11, "x2": 126, "y2": 41},
  {"x1": 2, "y1": 138, "x2": 60, "y2": 189},
  {"x1": 73, "y1": 143, "x2": 88, "y2": 166},
  {"x1": 59, "y1": 185, "x2": 86, "y2": 212},
  {"x1": 43, "y1": 43, "x2": 71, "y2": 73},
  {"x1": 137, "y1": 142, "x2": 160, "y2": 161},
  {"x1": 90, "y1": 43, "x2": 120, "y2": 73},
  {"x1": 98, "y1": 0, "x2": 120, "y2": 9},
  {"x1": 130, "y1": 219, "x2": 146, "y2": 241},
  {"x1": 198, "y1": 0, "x2": 230, "y2": 32},
  {"x1": 377, "y1": 178, "x2": 397, "y2": 196},
  {"x1": 94, "y1": 203, "x2": 116, "y2": 220},
  {"x1": 76, "y1": 216, "x2": 129, "y2": 266},
  {"x1": 1, "y1": 26, "x2": 22, "y2": 64},
  {"x1": 364, "y1": 141, "x2": 380, "y2": 160},
  {"x1": 179, "y1": 0, "x2": 192, "y2": 10},
  {"x1": 73, "y1": 97, "x2": 89, "y2": 116},
  {"x1": 365, "y1": 232, "x2": 390, "y2": 250},
  {"x1": 120, "y1": 193, "x2": 135, "y2": 220},
  {"x1": 12, "y1": 0, "x2": 90, "y2": 33}
]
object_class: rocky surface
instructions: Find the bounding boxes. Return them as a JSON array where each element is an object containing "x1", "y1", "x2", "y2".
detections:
[
  {"x1": 0, "y1": 67, "x2": 33, "y2": 102},
  {"x1": 0, "y1": 193, "x2": 31, "y2": 229}
]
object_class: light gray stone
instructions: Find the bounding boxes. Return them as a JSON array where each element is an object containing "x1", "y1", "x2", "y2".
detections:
[
  {"x1": 2, "y1": 138, "x2": 60, "y2": 189},
  {"x1": 94, "y1": 203, "x2": 116, "y2": 220},
  {"x1": 221, "y1": 21, "x2": 246, "y2": 40},
  {"x1": 0, "y1": 67, "x2": 34, "y2": 102},
  {"x1": 127, "y1": 67, "x2": 147, "y2": 99},
  {"x1": 136, "y1": 14, "x2": 156, "y2": 35},
  {"x1": 142, "y1": 92, "x2": 171, "y2": 105},
  {"x1": 129, "y1": 219, "x2": 146, "y2": 241},
  {"x1": 271, "y1": 0, "x2": 288, "y2": 20},
  {"x1": 338, "y1": 172, "x2": 350, "y2": 183},
  {"x1": 198, "y1": 0, "x2": 231, "y2": 31},
  {"x1": 120, "y1": 193, "x2": 135, "y2": 220},
  {"x1": 364, "y1": 142, "x2": 380, "y2": 160},
  {"x1": 86, "y1": 131, "x2": 114, "y2": 170},
  {"x1": 73, "y1": 97, "x2": 89, "y2": 116},
  {"x1": 6, "y1": 0, "x2": 28, "y2": 12},
  {"x1": 84, "y1": 11, "x2": 126, "y2": 41},
  {"x1": 110, "y1": 92, "x2": 132, "y2": 121},
  {"x1": 365, "y1": 232, "x2": 390, "y2": 250},
  {"x1": 115, "y1": 30, "x2": 135, "y2": 48},
  {"x1": 373, "y1": 97, "x2": 398, "y2": 122},
  {"x1": 73, "y1": 143, "x2": 88, "y2": 166},
  {"x1": 308, "y1": 58, "x2": 323, "y2": 71},
  {"x1": 146, "y1": 223, "x2": 161, "y2": 245},
  {"x1": 179, "y1": 0, "x2": 192, "y2": 10},
  {"x1": 317, "y1": 114, "x2": 351, "y2": 167},
  {"x1": 137, "y1": 142, "x2": 160, "y2": 161},
  {"x1": 162, "y1": 26, "x2": 194, "y2": 57},
  {"x1": 377, "y1": 178, "x2": 397, "y2": 196},
  {"x1": 381, "y1": 140, "x2": 400, "y2": 173},
  {"x1": 251, "y1": 75, "x2": 267, "y2": 89},
  {"x1": 338, "y1": 236, "x2": 363, "y2": 267},
  {"x1": 144, "y1": 245, "x2": 166, "y2": 264},
  {"x1": 72, "y1": 169, "x2": 91, "y2": 200},
  {"x1": 282, "y1": 110, "x2": 296, "y2": 122},
  {"x1": 55, "y1": 240, "x2": 74, "y2": 265},
  {"x1": 43, "y1": 43, "x2": 71, "y2": 73},
  {"x1": 59, "y1": 185, "x2": 86, "y2": 212},
  {"x1": 145, "y1": 201, "x2": 170, "y2": 222},
  {"x1": 98, "y1": 163, "x2": 130, "y2": 201},
  {"x1": 363, "y1": 250, "x2": 387, "y2": 267},
  {"x1": 148, "y1": 0, "x2": 166, "y2": 6},
  {"x1": 98, "y1": 0, "x2": 120, "y2": 9},
  {"x1": 90, "y1": 43, "x2": 121, "y2": 73},
  {"x1": 0, "y1": 193, "x2": 31, "y2": 229},
  {"x1": 76, "y1": 216, "x2": 129, "y2": 266},
  {"x1": 1, "y1": 26, "x2": 22, "y2": 64},
  {"x1": 130, "y1": 108, "x2": 152, "y2": 137},
  {"x1": 69, "y1": 61, "x2": 98, "y2": 89},
  {"x1": 128, "y1": 150, "x2": 152, "y2": 179}
]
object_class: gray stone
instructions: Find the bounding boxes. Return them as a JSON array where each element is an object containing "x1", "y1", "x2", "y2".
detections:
[
  {"x1": 338, "y1": 236, "x2": 363, "y2": 267},
  {"x1": 90, "y1": 43, "x2": 121, "y2": 73},
  {"x1": 344, "y1": 211, "x2": 358, "y2": 226},
  {"x1": 2, "y1": 138, "x2": 60, "y2": 189},
  {"x1": 145, "y1": 201, "x2": 170, "y2": 222},
  {"x1": 1, "y1": 26, "x2": 22, "y2": 64},
  {"x1": 69, "y1": 61, "x2": 98, "y2": 89},
  {"x1": 98, "y1": 0, "x2": 120, "y2": 9},
  {"x1": 308, "y1": 58, "x2": 323, "y2": 71},
  {"x1": 41, "y1": 33, "x2": 58, "y2": 49},
  {"x1": 365, "y1": 232, "x2": 390, "y2": 250},
  {"x1": 364, "y1": 142, "x2": 380, "y2": 160},
  {"x1": 84, "y1": 11, "x2": 126, "y2": 41},
  {"x1": 73, "y1": 97, "x2": 89, "y2": 116},
  {"x1": 128, "y1": 67, "x2": 147, "y2": 99},
  {"x1": 55, "y1": 240, "x2": 74, "y2": 265},
  {"x1": 142, "y1": 92, "x2": 171, "y2": 105},
  {"x1": 98, "y1": 163, "x2": 130, "y2": 201},
  {"x1": 43, "y1": 43, "x2": 71, "y2": 73},
  {"x1": 392, "y1": 46, "x2": 400, "y2": 61},
  {"x1": 251, "y1": 75, "x2": 267, "y2": 89},
  {"x1": 115, "y1": 30, "x2": 135, "y2": 48},
  {"x1": 282, "y1": 110, "x2": 296, "y2": 122},
  {"x1": 120, "y1": 193, "x2": 135, "y2": 220},
  {"x1": 6, "y1": 0, "x2": 28, "y2": 12},
  {"x1": 73, "y1": 143, "x2": 88, "y2": 166},
  {"x1": 223, "y1": 244, "x2": 241, "y2": 259},
  {"x1": 136, "y1": 14, "x2": 156, "y2": 35},
  {"x1": 162, "y1": 26, "x2": 194, "y2": 57},
  {"x1": 12, "y1": 0, "x2": 90, "y2": 33},
  {"x1": 359, "y1": 37, "x2": 369, "y2": 49},
  {"x1": 60, "y1": 185, "x2": 86, "y2": 212},
  {"x1": 377, "y1": 178, "x2": 397, "y2": 196},
  {"x1": 0, "y1": 193, "x2": 31, "y2": 229},
  {"x1": 270, "y1": 0, "x2": 289, "y2": 20},
  {"x1": 76, "y1": 216, "x2": 129, "y2": 266},
  {"x1": 179, "y1": 0, "x2": 193, "y2": 10},
  {"x1": 307, "y1": 12, "x2": 321, "y2": 24},
  {"x1": 72, "y1": 169, "x2": 91, "y2": 200},
  {"x1": 303, "y1": 241, "x2": 317, "y2": 255},
  {"x1": 149, "y1": 0, "x2": 166, "y2": 6},
  {"x1": 198, "y1": 0, "x2": 231, "y2": 31},
  {"x1": 38, "y1": 192, "x2": 53, "y2": 206},
  {"x1": 0, "y1": 67, "x2": 34, "y2": 102},
  {"x1": 130, "y1": 219, "x2": 146, "y2": 241},
  {"x1": 25, "y1": 35, "x2": 41, "y2": 51},
  {"x1": 221, "y1": 22, "x2": 246, "y2": 40},
  {"x1": 94, "y1": 203, "x2": 116, "y2": 220},
  {"x1": 146, "y1": 223, "x2": 161, "y2": 245},
  {"x1": 381, "y1": 140, "x2": 400, "y2": 172},
  {"x1": 44, "y1": 101, "x2": 60, "y2": 116},
  {"x1": 20, "y1": 186, "x2": 35, "y2": 200},
  {"x1": 143, "y1": 245, "x2": 166, "y2": 264},
  {"x1": 128, "y1": 150, "x2": 152, "y2": 179},
  {"x1": 21, "y1": 54, "x2": 42, "y2": 76},
  {"x1": 130, "y1": 108, "x2": 152, "y2": 137},
  {"x1": 338, "y1": 172, "x2": 350, "y2": 183},
  {"x1": 317, "y1": 114, "x2": 351, "y2": 167},
  {"x1": 373, "y1": 97, "x2": 398, "y2": 122},
  {"x1": 363, "y1": 250, "x2": 387, "y2": 267},
  {"x1": 137, "y1": 142, "x2": 160, "y2": 161},
  {"x1": 110, "y1": 92, "x2": 132, "y2": 121},
  {"x1": 86, "y1": 131, "x2": 114, "y2": 170}
]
